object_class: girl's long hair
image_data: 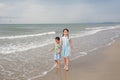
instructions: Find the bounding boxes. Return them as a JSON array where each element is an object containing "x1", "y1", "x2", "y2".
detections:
[{"x1": 62, "y1": 28, "x2": 69, "y2": 38}]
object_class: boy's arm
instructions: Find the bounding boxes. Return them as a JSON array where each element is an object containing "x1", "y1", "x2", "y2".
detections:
[{"x1": 49, "y1": 47, "x2": 55, "y2": 52}]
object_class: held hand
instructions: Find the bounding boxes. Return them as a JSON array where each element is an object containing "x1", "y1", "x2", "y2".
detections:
[
  {"x1": 58, "y1": 51, "x2": 61, "y2": 54},
  {"x1": 58, "y1": 49, "x2": 62, "y2": 54}
]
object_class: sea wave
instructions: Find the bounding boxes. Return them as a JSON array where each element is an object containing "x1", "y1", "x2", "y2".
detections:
[
  {"x1": 0, "y1": 31, "x2": 56, "y2": 40},
  {"x1": 0, "y1": 25, "x2": 120, "y2": 54}
]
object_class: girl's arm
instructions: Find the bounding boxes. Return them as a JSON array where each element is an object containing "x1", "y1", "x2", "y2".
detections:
[
  {"x1": 70, "y1": 38, "x2": 73, "y2": 52},
  {"x1": 59, "y1": 39, "x2": 62, "y2": 54}
]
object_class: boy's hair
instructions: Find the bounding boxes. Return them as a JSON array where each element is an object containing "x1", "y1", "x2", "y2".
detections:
[{"x1": 55, "y1": 37, "x2": 60, "y2": 41}]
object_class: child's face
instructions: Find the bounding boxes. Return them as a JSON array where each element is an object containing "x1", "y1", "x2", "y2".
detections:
[
  {"x1": 64, "y1": 30, "x2": 69, "y2": 36},
  {"x1": 55, "y1": 39, "x2": 60, "y2": 44}
]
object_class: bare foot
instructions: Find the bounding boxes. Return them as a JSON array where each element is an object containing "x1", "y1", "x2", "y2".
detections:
[
  {"x1": 64, "y1": 65, "x2": 66, "y2": 70},
  {"x1": 65, "y1": 65, "x2": 69, "y2": 71},
  {"x1": 64, "y1": 65, "x2": 69, "y2": 71}
]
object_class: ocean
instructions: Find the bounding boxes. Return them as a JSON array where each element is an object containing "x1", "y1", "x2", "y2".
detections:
[{"x1": 0, "y1": 23, "x2": 120, "y2": 80}]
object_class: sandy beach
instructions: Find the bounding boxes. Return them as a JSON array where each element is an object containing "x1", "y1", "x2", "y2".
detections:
[{"x1": 36, "y1": 40, "x2": 120, "y2": 80}]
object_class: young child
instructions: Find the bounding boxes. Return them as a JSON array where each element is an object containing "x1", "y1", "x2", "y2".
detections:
[
  {"x1": 60, "y1": 28, "x2": 73, "y2": 71},
  {"x1": 49, "y1": 37, "x2": 61, "y2": 68}
]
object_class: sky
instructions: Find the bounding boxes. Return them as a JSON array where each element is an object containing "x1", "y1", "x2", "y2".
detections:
[{"x1": 0, "y1": 0, "x2": 120, "y2": 24}]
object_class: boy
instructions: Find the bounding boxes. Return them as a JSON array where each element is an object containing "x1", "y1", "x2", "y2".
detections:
[{"x1": 49, "y1": 37, "x2": 61, "y2": 68}]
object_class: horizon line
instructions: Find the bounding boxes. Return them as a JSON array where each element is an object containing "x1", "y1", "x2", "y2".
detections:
[{"x1": 0, "y1": 22, "x2": 120, "y2": 25}]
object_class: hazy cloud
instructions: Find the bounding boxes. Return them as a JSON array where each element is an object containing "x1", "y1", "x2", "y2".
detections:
[{"x1": 0, "y1": 0, "x2": 120, "y2": 24}]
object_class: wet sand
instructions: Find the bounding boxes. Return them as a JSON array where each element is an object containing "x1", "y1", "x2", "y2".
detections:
[{"x1": 33, "y1": 40, "x2": 120, "y2": 80}]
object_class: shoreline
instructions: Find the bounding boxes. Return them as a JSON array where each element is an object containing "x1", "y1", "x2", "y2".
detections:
[{"x1": 35, "y1": 39, "x2": 120, "y2": 80}]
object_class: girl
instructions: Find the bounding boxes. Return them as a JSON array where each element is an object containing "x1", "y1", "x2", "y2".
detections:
[{"x1": 60, "y1": 28, "x2": 73, "y2": 71}]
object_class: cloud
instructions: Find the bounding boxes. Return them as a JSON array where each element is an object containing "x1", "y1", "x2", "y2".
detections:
[
  {"x1": 0, "y1": 0, "x2": 120, "y2": 24},
  {"x1": 0, "y1": 3, "x2": 8, "y2": 10}
]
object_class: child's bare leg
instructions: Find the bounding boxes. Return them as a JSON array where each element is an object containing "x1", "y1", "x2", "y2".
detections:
[
  {"x1": 64, "y1": 58, "x2": 66, "y2": 69},
  {"x1": 66, "y1": 57, "x2": 69, "y2": 65},
  {"x1": 55, "y1": 60, "x2": 60, "y2": 68},
  {"x1": 64, "y1": 58, "x2": 66, "y2": 65},
  {"x1": 65, "y1": 57, "x2": 69, "y2": 71},
  {"x1": 55, "y1": 60, "x2": 58, "y2": 68},
  {"x1": 57, "y1": 60, "x2": 60, "y2": 68}
]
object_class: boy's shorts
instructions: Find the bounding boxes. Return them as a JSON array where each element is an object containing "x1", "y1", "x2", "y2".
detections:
[{"x1": 54, "y1": 53, "x2": 61, "y2": 60}]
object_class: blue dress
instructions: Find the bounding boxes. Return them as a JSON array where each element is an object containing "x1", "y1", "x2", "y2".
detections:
[{"x1": 61, "y1": 36, "x2": 71, "y2": 58}]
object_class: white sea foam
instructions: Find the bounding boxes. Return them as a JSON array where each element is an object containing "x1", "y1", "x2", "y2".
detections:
[
  {"x1": 0, "y1": 31, "x2": 56, "y2": 40},
  {"x1": 87, "y1": 48, "x2": 98, "y2": 52},
  {"x1": 72, "y1": 25, "x2": 120, "y2": 39},
  {"x1": 85, "y1": 25, "x2": 120, "y2": 30},
  {"x1": 71, "y1": 29, "x2": 104, "y2": 38},
  {"x1": 71, "y1": 52, "x2": 88, "y2": 60},
  {"x1": 107, "y1": 33, "x2": 119, "y2": 46},
  {"x1": 28, "y1": 64, "x2": 56, "y2": 80},
  {"x1": 85, "y1": 27, "x2": 104, "y2": 30},
  {"x1": 0, "y1": 41, "x2": 54, "y2": 54}
]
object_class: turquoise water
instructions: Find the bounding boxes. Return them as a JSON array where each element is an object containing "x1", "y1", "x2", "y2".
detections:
[{"x1": 0, "y1": 23, "x2": 120, "y2": 80}]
